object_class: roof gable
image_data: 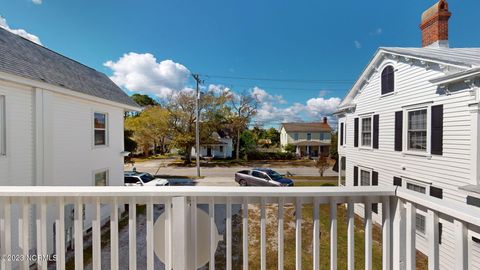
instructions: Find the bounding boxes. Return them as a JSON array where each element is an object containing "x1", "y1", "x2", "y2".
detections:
[
  {"x1": 0, "y1": 27, "x2": 139, "y2": 109},
  {"x1": 337, "y1": 47, "x2": 480, "y2": 112},
  {"x1": 281, "y1": 122, "x2": 331, "y2": 133}
]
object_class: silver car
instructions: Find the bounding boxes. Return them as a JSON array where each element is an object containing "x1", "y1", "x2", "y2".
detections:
[{"x1": 234, "y1": 168, "x2": 294, "y2": 187}]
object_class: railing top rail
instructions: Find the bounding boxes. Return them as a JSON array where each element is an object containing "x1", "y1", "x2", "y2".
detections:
[
  {"x1": 0, "y1": 186, "x2": 396, "y2": 197},
  {"x1": 397, "y1": 188, "x2": 480, "y2": 226}
]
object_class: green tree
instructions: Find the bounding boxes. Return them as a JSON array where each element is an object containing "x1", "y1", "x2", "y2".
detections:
[
  {"x1": 284, "y1": 144, "x2": 297, "y2": 153},
  {"x1": 265, "y1": 127, "x2": 280, "y2": 146},
  {"x1": 125, "y1": 106, "x2": 170, "y2": 156},
  {"x1": 131, "y1": 93, "x2": 158, "y2": 107},
  {"x1": 240, "y1": 129, "x2": 256, "y2": 159}
]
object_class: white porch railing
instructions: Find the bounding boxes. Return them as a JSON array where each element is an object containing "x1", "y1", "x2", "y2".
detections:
[{"x1": 0, "y1": 186, "x2": 478, "y2": 270}]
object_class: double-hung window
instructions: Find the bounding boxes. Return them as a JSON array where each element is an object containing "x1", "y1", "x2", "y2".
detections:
[
  {"x1": 0, "y1": 95, "x2": 5, "y2": 156},
  {"x1": 360, "y1": 170, "x2": 371, "y2": 186},
  {"x1": 307, "y1": 133, "x2": 311, "y2": 140},
  {"x1": 94, "y1": 112, "x2": 108, "y2": 146},
  {"x1": 94, "y1": 170, "x2": 108, "y2": 186},
  {"x1": 294, "y1": 133, "x2": 299, "y2": 140},
  {"x1": 407, "y1": 109, "x2": 427, "y2": 151},
  {"x1": 361, "y1": 117, "x2": 372, "y2": 147}
]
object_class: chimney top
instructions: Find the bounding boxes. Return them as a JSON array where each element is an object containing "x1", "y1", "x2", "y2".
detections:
[{"x1": 420, "y1": 0, "x2": 451, "y2": 48}]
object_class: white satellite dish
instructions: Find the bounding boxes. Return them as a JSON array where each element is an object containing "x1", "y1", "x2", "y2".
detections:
[{"x1": 153, "y1": 207, "x2": 223, "y2": 268}]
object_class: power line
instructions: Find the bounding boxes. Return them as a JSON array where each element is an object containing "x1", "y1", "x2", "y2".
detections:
[
  {"x1": 204, "y1": 81, "x2": 349, "y2": 92},
  {"x1": 200, "y1": 74, "x2": 354, "y2": 84}
]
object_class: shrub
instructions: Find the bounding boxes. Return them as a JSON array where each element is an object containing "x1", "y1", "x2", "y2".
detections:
[{"x1": 246, "y1": 150, "x2": 296, "y2": 160}]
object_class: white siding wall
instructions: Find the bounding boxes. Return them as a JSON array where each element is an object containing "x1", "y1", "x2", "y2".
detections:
[{"x1": 339, "y1": 58, "x2": 475, "y2": 269}]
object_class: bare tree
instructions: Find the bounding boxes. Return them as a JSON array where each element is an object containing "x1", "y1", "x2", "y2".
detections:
[
  {"x1": 316, "y1": 156, "x2": 330, "y2": 177},
  {"x1": 229, "y1": 91, "x2": 259, "y2": 160}
]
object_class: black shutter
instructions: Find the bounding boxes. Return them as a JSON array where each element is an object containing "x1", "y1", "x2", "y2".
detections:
[
  {"x1": 372, "y1": 171, "x2": 378, "y2": 186},
  {"x1": 430, "y1": 186, "x2": 443, "y2": 199},
  {"x1": 340, "y1": 123, "x2": 344, "y2": 146},
  {"x1": 394, "y1": 111, "x2": 403, "y2": 151},
  {"x1": 431, "y1": 105, "x2": 443, "y2": 155},
  {"x1": 354, "y1": 118, "x2": 359, "y2": 147},
  {"x1": 353, "y1": 166, "x2": 358, "y2": 186},
  {"x1": 372, "y1": 203, "x2": 378, "y2": 214},
  {"x1": 393, "y1": 177, "x2": 402, "y2": 187},
  {"x1": 373, "y1": 115, "x2": 379, "y2": 149},
  {"x1": 467, "y1": 196, "x2": 480, "y2": 208}
]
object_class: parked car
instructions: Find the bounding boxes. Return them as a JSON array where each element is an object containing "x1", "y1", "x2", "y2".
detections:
[
  {"x1": 235, "y1": 168, "x2": 294, "y2": 187},
  {"x1": 124, "y1": 171, "x2": 169, "y2": 186}
]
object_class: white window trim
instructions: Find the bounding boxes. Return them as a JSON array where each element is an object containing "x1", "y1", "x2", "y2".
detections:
[
  {"x1": 0, "y1": 95, "x2": 5, "y2": 156},
  {"x1": 402, "y1": 104, "x2": 432, "y2": 157},
  {"x1": 93, "y1": 168, "x2": 109, "y2": 186},
  {"x1": 378, "y1": 61, "x2": 398, "y2": 98},
  {"x1": 359, "y1": 115, "x2": 373, "y2": 149},
  {"x1": 93, "y1": 111, "x2": 109, "y2": 148},
  {"x1": 359, "y1": 167, "x2": 373, "y2": 186}
]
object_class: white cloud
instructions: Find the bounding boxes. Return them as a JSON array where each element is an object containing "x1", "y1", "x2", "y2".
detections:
[
  {"x1": 32, "y1": 0, "x2": 42, "y2": 4},
  {"x1": 0, "y1": 16, "x2": 42, "y2": 45},
  {"x1": 354, "y1": 40, "x2": 362, "y2": 49},
  {"x1": 104, "y1": 53, "x2": 190, "y2": 99},
  {"x1": 305, "y1": 97, "x2": 341, "y2": 117},
  {"x1": 251, "y1": 86, "x2": 286, "y2": 104},
  {"x1": 370, "y1": 28, "x2": 383, "y2": 36}
]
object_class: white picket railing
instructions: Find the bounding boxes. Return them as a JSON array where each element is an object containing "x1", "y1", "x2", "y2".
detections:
[{"x1": 0, "y1": 186, "x2": 478, "y2": 270}]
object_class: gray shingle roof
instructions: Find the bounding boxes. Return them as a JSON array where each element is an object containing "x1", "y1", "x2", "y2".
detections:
[
  {"x1": 282, "y1": 122, "x2": 332, "y2": 132},
  {"x1": 380, "y1": 47, "x2": 480, "y2": 68},
  {"x1": 0, "y1": 27, "x2": 139, "y2": 108}
]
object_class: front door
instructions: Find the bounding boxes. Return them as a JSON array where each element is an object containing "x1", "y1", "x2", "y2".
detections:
[{"x1": 207, "y1": 147, "x2": 212, "y2": 157}]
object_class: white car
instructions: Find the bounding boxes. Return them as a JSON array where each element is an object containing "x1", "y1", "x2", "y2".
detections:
[{"x1": 124, "y1": 171, "x2": 169, "y2": 186}]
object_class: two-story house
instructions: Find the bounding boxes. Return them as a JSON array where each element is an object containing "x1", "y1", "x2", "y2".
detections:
[
  {"x1": 280, "y1": 117, "x2": 332, "y2": 157},
  {"x1": 335, "y1": 1, "x2": 480, "y2": 268},
  {"x1": 0, "y1": 26, "x2": 139, "y2": 255}
]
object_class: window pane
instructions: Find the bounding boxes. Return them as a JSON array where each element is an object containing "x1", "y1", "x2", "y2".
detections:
[
  {"x1": 406, "y1": 183, "x2": 426, "y2": 194},
  {"x1": 95, "y1": 171, "x2": 108, "y2": 186},
  {"x1": 408, "y1": 109, "x2": 427, "y2": 151},
  {"x1": 95, "y1": 130, "x2": 106, "y2": 145},
  {"x1": 307, "y1": 133, "x2": 311, "y2": 140},
  {"x1": 416, "y1": 213, "x2": 426, "y2": 234},
  {"x1": 361, "y1": 118, "x2": 372, "y2": 146},
  {"x1": 381, "y1": 66, "x2": 395, "y2": 95},
  {"x1": 94, "y1": 113, "x2": 106, "y2": 129},
  {"x1": 361, "y1": 170, "x2": 370, "y2": 186}
]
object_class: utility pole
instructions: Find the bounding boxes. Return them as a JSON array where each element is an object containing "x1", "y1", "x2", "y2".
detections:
[{"x1": 192, "y1": 74, "x2": 202, "y2": 178}]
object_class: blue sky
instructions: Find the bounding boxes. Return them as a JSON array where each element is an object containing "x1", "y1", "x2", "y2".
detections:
[{"x1": 2, "y1": 0, "x2": 480, "y2": 126}]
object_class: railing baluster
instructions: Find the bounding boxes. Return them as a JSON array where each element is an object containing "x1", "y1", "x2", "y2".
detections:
[
  {"x1": 427, "y1": 209, "x2": 439, "y2": 270},
  {"x1": 454, "y1": 219, "x2": 468, "y2": 269},
  {"x1": 20, "y1": 197, "x2": 29, "y2": 270},
  {"x1": 392, "y1": 197, "x2": 406, "y2": 270},
  {"x1": 365, "y1": 199, "x2": 373, "y2": 270},
  {"x1": 261, "y1": 197, "x2": 267, "y2": 270},
  {"x1": 347, "y1": 199, "x2": 355, "y2": 270},
  {"x1": 92, "y1": 197, "x2": 101, "y2": 270},
  {"x1": 56, "y1": 197, "x2": 65, "y2": 270},
  {"x1": 313, "y1": 197, "x2": 320, "y2": 270},
  {"x1": 242, "y1": 197, "x2": 249, "y2": 270},
  {"x1": 405, "y1": 202, "x2": 416, "y2": 270},
  {"x1": 278, "y1": 197, "x2": 284, "y2": 270},
  {"x1": 295, "y1": 197, "x2": 302, "y2": 270},
  {"x1": 382, "y1": 197, "x2": 391, "y2": 270},
  {"x1": 37, "y1": 197, "x2": 47, "y2": 270},
  {"x1": 209, "y1": 197, "x2": 215, "y2": 270},
  {"x1": 1, "y1": 197, "x2": 11, "y2": 270},
  {"x1": 330, "y1": 199, "x2": 337, "y2": 270},
  {"x1": 191, "y1": 196, "x2": 198, "y2": 270},
  {"x1": 164, "y1": 199, "x2": 172, "y2": 270},
  {"x1": 110, "y1": 197, "x2": 119, "y2": 270},
  {"x1": 74, "y1": 197, "x2": 84, "y2": 270},
  {"x1": 146, "y1": 197, "x2": 154, "y2": 270},
  {"x1": 129, "y1": 197, "x2": 137, "y2": 270},
  {"x1": 226, "y1": 197, "x2": 232, "y2": 270}
]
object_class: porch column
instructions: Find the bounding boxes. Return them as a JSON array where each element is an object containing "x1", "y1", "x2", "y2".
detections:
[
  {"x1": 307, "y1": 145, "x2": 310, "y2": 156},
  {"x1": 296, "y1": 146, "x2": 300, "y2": 156}
]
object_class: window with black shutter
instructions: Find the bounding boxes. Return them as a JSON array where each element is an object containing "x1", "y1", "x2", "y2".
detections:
[
  {"x1": 372, "y1": 171, "x2": 378, "y2": 186},
  {"x1": 394, "y1": 111, "x2": 403, "y2": 151},
  {"x1": 372, "y1": 203, "x2": 378, "y2": 214},
  {"x1": 393, "y1": 177, "x2": 402, "y2": 187},
  {"x1": 354, "y1": 118, "x2": 359, "y2": 147},
  {"x1": 373, "y1": 115, "x2": 379, "y2": 149},
  {"x1": 381, "y1": 66, "x2": 395, "y2": 95},
  {"x1": 430, "y1": 186, "x2": 443, "y2": 199},
  {"x1": 340, "y1": 123, "x2": 344, "y2": 146},
  {"x1": 431, "y1": 105, "x2": 443, "y2": 155},
  {"x1": 353, "y1": 166, "x2": 358, "y2": 186}
]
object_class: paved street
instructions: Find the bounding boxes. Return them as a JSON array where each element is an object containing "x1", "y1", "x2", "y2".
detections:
[{"x1": 125, "y1": 159, "x2": 337, "y2": 186}]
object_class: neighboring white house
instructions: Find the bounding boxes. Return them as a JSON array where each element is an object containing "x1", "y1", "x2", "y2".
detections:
[
  {"x1": 0, "y1": 27, "x2": 139, "y2": 255},
  {"x1": 335, "y1": 1, "x2": 480, "y2": 268},
  {"x1": 191, "y1": 132, "x2": 233, "y2": 159},
  {"x1": 280, "y1": 117, "x2": 332, "y2": 157}
]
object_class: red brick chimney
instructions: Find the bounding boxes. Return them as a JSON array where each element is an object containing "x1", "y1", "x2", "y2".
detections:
[{"x1": 420, "y1": 0, "x2": 451, "y2": 48}]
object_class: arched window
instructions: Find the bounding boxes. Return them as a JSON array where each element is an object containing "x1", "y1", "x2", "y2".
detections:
[{"x1": 381, "y1": 66, "x2": 395, "y2": 95}]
